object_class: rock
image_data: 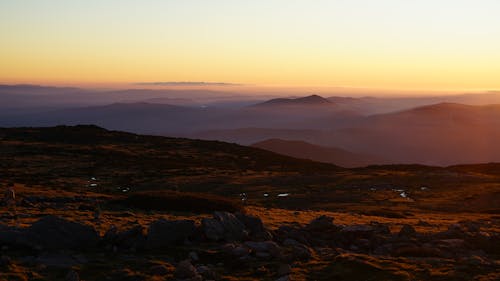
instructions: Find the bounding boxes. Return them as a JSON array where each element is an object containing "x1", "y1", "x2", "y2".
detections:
[
  {"x1": 188, "y1": 251, "x2": 199, "y2": 262},
  {"x1": 197, "y1": 265, "x2": 217, "y2": 279},
  {"x1": 201, "y1": 218, "x2": 225, "y2": 241},
  {"x1": 174, "y1": 260, "x2": 199, "y2": 279},
  {"x1": 113, "y1": 225, "x2": 146, "y2": 251},
  {"x1": 306, "y1": 215, "x2": 336, "y2": 232},
  {"x1": 150, "y1": 264, "x2": 172, "y2": 276},
  {"x1": 277, "y1": 226, "x2": 310, "y2": 246},
  {"x1": 275, "y1": 275, "x2": 291, "y2": 281},
  {"x1": 291, "y1": 244, "x2": 312, "y2": 261},
  {"x1": 0, "y1": 226, "x2": 27, "y2": 248},
  {"x1": 460, "y1": 221, "x2": 480, "y2": 232},
  {"x1": 234, "y1": 245, "x2": 251, "y2": 257},
  {"x1": 36, "y1": 253, "x2": 80, "y2": 267},
  {"x1": 202, "y1": 212, "x2": 248, "y2": 242},
  {"x1": 398, "y1": 225, "x2": 416, "y2": 238},
  {"x1": 341, "y1": 225, "x2": 374, "y2": 235},
  {"x1": 236, "y1": 213, "x2": 272, "y2": 240},
  {"x1": 282, "y1": 239, "x2": 301, "y2": 247},
  {"x1": 146, "y1": 219, "x2": 195, "y2": 249},
  {"x1": 244, "y1": 241, "x2": 281, "y2": 258},
  {"x1": 442, "y1": 224, "x2": 467, "y2": 239},
  {"x1": 65, "y1": 270, "x2": 80, "y2": 281},
  {"x1": 0, "y1": 255, "x2": 12, "y2": 266},
  {"x1": 256, "y1": 252, "x2": 271, "y2": 259},
  {"x1": 26, "y1": 216, "x2": 99, "y2": 250},
  {"x1": 277, "y1": 264, "x2": 291, "y2": 277}
]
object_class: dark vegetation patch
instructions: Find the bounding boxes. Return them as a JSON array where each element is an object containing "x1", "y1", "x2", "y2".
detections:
[{"x1": 109, "y1": 191, "x2": 245, "y2": 213}]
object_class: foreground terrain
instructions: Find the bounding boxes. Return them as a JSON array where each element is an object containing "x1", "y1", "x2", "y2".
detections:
[{"x1": 1, "y1": 126, "x2": 499, "y2": 280}]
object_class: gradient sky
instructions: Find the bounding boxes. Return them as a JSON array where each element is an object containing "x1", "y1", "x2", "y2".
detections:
[{"x1": 1, "y1": 0, "x2": 499, "y2": 91}]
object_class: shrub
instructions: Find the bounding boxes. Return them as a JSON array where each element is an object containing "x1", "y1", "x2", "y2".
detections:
[{"x1": 110, "y1": 190, "x2": 244, "y2": 213}]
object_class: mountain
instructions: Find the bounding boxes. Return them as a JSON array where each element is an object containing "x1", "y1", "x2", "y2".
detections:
[
  {"x1": 327, "y1": 103, "x2": 500, "y2": 165},
  {"x1": 195, "y1": 103, "x2": 500, "y2": 166},
  {"x1": 251, "y1": 139, "x2": 385, "y2": 167},
  {"x1": 252, "y1": 94, "x2": 332, "y2": 107}
]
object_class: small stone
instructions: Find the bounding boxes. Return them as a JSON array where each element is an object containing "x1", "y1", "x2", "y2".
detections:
[
  {"x1": 188, "y1": 251, "x2": 199, "y2": 262},
  {"x1": 150, "y1": 264, "x2": 171, "y2": 276},
  {"x1": 398, "y1": 224, "x2": 416, "y2": 238},
  {"x1": 174, "y1": 260, "x2": 198, "y2": 279},
  {"x1": 276, "y1": 275, "x2": 291, "y2": 281},
  {"x1": 65, "y1": 270, "x2": 80, "y2": 281}
]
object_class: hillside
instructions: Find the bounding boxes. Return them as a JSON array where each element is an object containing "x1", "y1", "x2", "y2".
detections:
[
  {"x1": 252, "y1": 138, "x2": 384, "y2": 168},
  {"x1": 0, "y1": 126, "x2": 499, "y2": 281},
  {"x1": 2, "y1": 125, "x2": 500, "y2": 213}
]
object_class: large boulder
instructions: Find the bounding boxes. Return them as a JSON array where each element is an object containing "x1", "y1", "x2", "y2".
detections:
[
  {"x1": 174, "y1": 260, "x2": 200, "y2": 280},
  {"x1": 104, "y1": 225, "x2": 146, "y2": 251},
  {"x1": 202, "y1": 212, "x2": 248, "y2": 242},
  {"x1": 236, "y1": 213, "x2": 273, "y2": 241},
  {"x1": 244, "y1": 241, "x2": 282, "y2": 258},
  {"x1": 306, "y1": 215, "x2": 338, "y2": 232},
  {"x1": 25, "y1": 216, "x2": 99, "y2": 250},
  {"x1": 146, "y1": 219, "x2": 196, "y2": 249},
  {"x1": 0, "y1": 225, "x2": 27, "y2": 248}
]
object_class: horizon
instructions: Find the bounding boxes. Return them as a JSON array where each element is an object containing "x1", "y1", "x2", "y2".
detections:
[{"x1": 1, "y1": 1, "x2": 500, "y2": 93}]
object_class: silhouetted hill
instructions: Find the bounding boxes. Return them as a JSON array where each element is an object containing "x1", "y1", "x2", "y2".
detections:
[
  {"x1": 328, "y1": 103, "x2": 500, "y2": 165},
  {"x1": 251, "y1": 139, "x2": 385, "y2": 167},
  {"x1": 252, "y1": 94, "x2": 332, "y2": 107},
  {"x1": 0, "y1": 125, "x2": 339, "y2": 191}
]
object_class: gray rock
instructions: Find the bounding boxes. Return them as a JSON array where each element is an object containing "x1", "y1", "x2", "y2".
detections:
[
  {"x1": 65, "y1": 270, "x2": 80, "y2": 281},
  {"x1": 282, "y1": 239, "x2": 301, "y2": 247},
  {"x1": 113, "y1": 225, "x2": 146, "y2": 250},
  {"x1": 0, "y1": 255, "x2": 12, "y2": 266},
  {"x1": 291, "y1": 244, "x2": 312, "y2": 261},
  {"x1": 202, "y1": 212, "x2": 248, "y2": 242},
  {"x1": 0, "y1": 226, "x2": 27, "y2": 248},
  {"x1": 147, "y1": 219, "x2": 195, "y2": 249},
  {"x1": 234, "y1": 245, "x2": 251, "y2": 257},
  {"x1": 188, "y1": 251, "x2": 199, "y2": 262},
  {"x1": 26, "y1": 216, "x2": 99, "y2": 250},
  {"x1": 236, "y1": 213, "x2": 273, "y2": 240},
  {"x1": 255, "y1": 251, "x2": 271, "y2": 259},
  {"x1": 277, "y1": 264, "x2": 292, "y2": 277},
  {"x1": 398, "y1": 224, "x2": 416, "y2": 238},
  {"x1": 244, "y1": 241, "x2": 281, "y2": 258},
  {"x1": 275, "y1": 275, "x2": 291, "y2": 281},
  {"x1": 174, "y1": 260, "x2": 199, "y2": 279},
  {"x1": 307, "y1": 215, "x2": 336, "y2": 232},
  {"x1": 36, "y1": 253, "x2": 80, "y2": 267},
  {"x1": 150, "y1": 264, "x2": 171, "y2": 276}
]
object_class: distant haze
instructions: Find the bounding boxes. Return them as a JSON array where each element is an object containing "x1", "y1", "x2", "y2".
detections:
[{"x1": 3, "y1": 84, "x2": 500, "y2": 166}]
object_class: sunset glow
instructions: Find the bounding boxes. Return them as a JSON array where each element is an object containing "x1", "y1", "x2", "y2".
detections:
[{"x1": 1, "y1": 0, "x2": 500, "y2": 91}]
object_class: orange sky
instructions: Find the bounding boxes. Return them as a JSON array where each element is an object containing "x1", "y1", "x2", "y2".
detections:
[{"x1": 1, "y1": 1, "x2": 499, "y2": 93}]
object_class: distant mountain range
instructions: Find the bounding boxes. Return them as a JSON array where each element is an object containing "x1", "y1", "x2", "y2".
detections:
[
  {"x1": 252, "y1": 94, "x2": 332, "y2": 107},
  {"x1": 3, "y1": 85, "x2": 500, "y2": 166}
]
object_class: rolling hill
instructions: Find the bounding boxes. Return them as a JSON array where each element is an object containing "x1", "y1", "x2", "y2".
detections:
[{"x1": 251, "y1": 139, "x2": 384, "y2": 168}]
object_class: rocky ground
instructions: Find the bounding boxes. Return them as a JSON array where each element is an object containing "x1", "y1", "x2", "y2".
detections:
[
  {"x1": 1, "y1": 126, "x2": 499, "y2": 280},
  {"x1": 0, "y1": 185, "x2": 499, "y2": 281}
]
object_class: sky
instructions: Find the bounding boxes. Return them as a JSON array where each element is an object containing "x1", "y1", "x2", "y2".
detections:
[{"x1": 1, "y1": 0, "x2": 500, "y2": 93}]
